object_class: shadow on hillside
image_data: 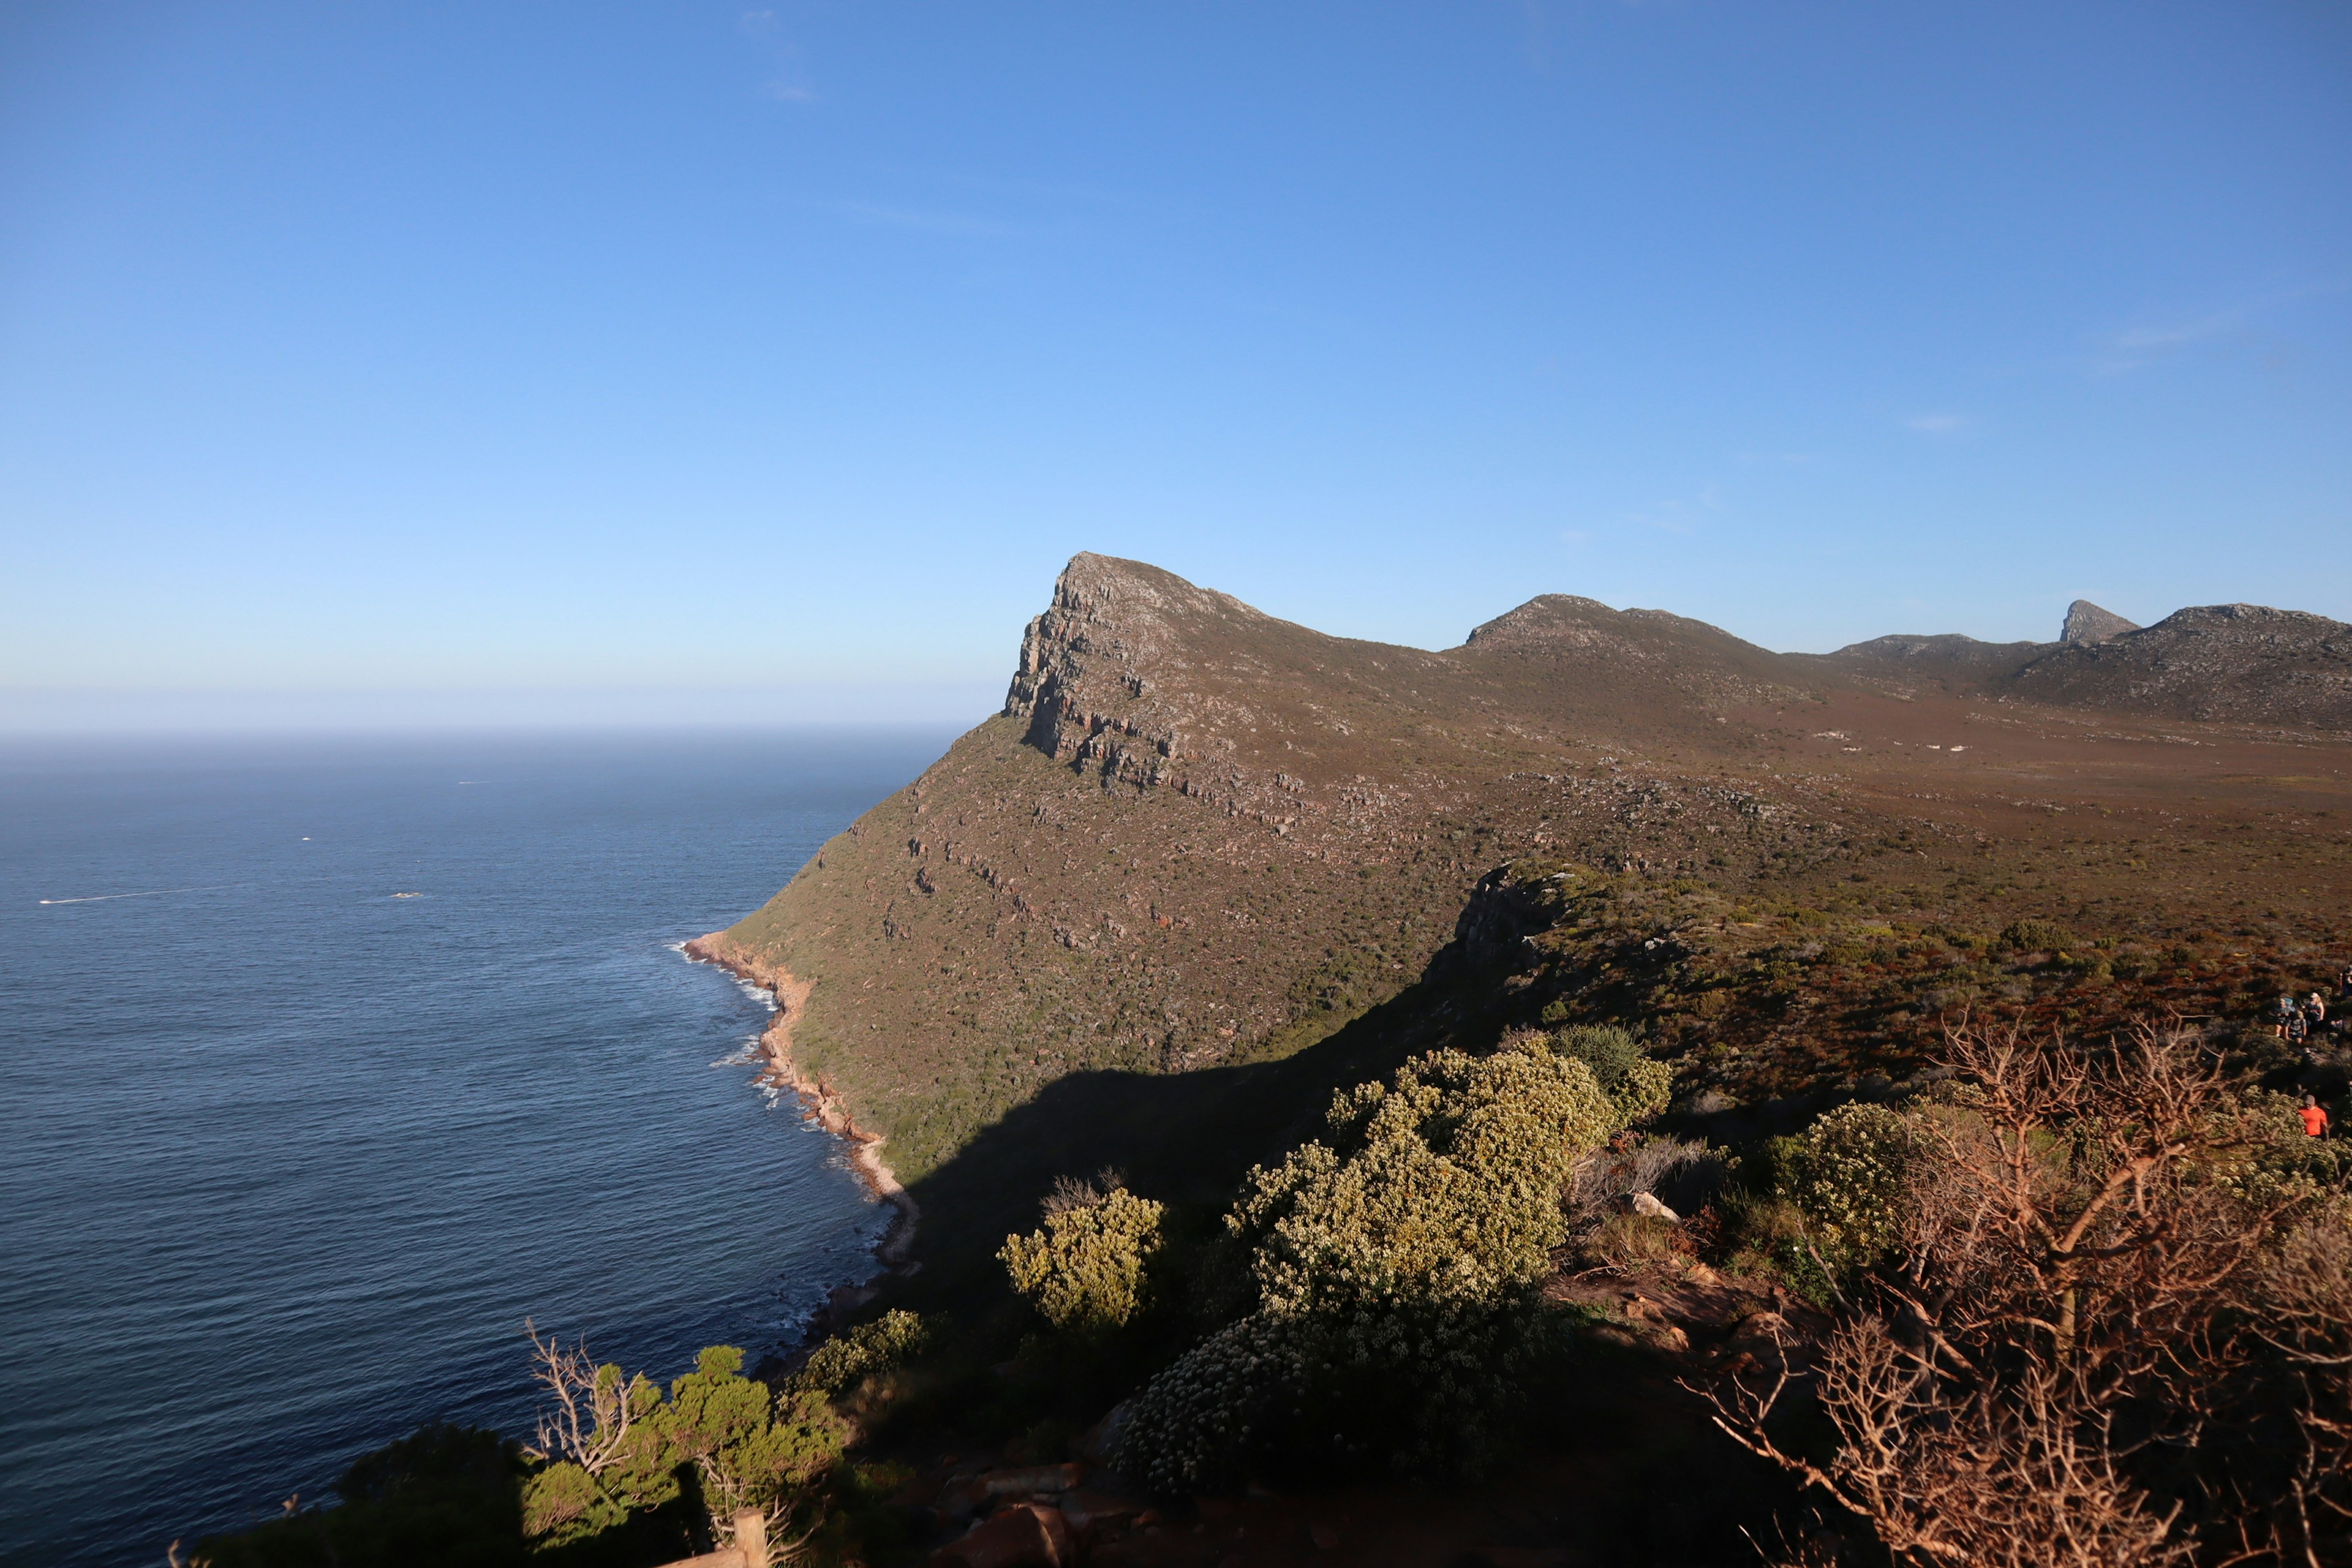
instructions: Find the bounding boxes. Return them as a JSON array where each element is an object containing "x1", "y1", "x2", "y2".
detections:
[{"x1": 892, "y1": 966, "x2": 1497, "y2": 1306}]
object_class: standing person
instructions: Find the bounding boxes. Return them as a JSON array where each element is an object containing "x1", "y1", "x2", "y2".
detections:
[
  {"x1": 2339, "y1": 963, "x2": 2352, "y2": 1000},
  {"x1": 2302, "y1": 1095, "x2": 2331, "y2": 1139},
  {"x1": 2311, "y1": 991, "x2": 2331, "y2": 1025},
  {"x1": 2287, "y1": 1009, "x2": 2310, "y2": 1049}
]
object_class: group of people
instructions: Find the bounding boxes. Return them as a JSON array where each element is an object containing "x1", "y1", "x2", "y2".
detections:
[
  {"x1": 2275, "y1": 987, "x2": 2334, "y2": 1046},
  {"x1": 2275, "y1": 965, "x2": 2352, "y2": 1139}
]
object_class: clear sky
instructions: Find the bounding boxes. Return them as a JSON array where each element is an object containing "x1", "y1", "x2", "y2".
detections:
[{"x1": 3, "y1": 2, "x2": 2348, "y2": 729}]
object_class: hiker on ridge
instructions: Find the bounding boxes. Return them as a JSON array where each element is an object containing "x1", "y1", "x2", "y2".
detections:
[{"x1": 2302, "y1": 1095, "x2": 2331, "y2": 1139}]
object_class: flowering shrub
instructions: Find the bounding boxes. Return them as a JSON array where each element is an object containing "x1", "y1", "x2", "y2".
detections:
[
  {"x1": 1000, "y1": 1185, "x2": 1166, "y2": 1333},
  {"x1": 1113, "y1": 1314, "x2": 1308, "y2": 1494},
  {"x1": 1119, "y1": 1038, "x2": 1615, "y2": 1490},
  {"x1": 793, "y1": 1309, "x2": 932, "y2": 1398},
  {"x1": 1785, "y1": 1102, "x2": 1919, "y2": 1276}
]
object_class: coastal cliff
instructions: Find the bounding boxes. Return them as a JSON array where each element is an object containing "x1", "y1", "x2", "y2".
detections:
[
  {"x1": 703, "y1": 553, "x2": 2352, "y2": 1240},
  {"x1": 700, "y1": 554, "x2": 1839, "y2": 1186}
]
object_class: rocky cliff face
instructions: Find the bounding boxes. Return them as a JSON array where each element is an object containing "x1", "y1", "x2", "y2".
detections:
[
  {"x1": 1001, "y1": 554, "x2": 1240, "y2": 790},
  {"x1": 2060, "y1": 599, "x2": 2139, "y2": 645}
]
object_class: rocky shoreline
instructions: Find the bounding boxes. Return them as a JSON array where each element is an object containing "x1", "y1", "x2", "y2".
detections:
[{"x1": 682, "y1": 934, "x2": 919, "y2": 1287}]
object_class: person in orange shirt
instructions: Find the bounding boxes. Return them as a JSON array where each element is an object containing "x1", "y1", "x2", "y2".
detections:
[{"x1": 2302, "y1": 1095, "x2": 2331, "y2": 1139}]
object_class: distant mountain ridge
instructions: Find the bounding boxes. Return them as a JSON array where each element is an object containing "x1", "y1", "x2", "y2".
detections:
[{"x1": 1817, "y1": 598, "x2": 2351, "y2": 729}]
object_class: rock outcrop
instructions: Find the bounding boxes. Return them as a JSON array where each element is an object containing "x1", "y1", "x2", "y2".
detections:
[
  {"x1": 2059, "y1": 599, "x2": 2140, "y2": 645},
  {"x1": 2013, "y1": 603, "x2": 2352, "y2": 729}
]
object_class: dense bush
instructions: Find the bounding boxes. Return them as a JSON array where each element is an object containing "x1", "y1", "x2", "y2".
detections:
[
  {"x1": 999, "y1": 1184, "x2": 1166, "y2": 1334},
  {"x1": 521, "y1": 1344, "x2": 839, "y2": 1554},
  {"x1": 793, "y1": 1310, "x2": 932, "y2": 1398},
  {"x1": 1549, "y1": 1023, "x2": 1673, "y2": 1125},
  {"x1": 1708, "y1": 1023, "x2": 2352, "y2": 1567},
  {"x1": 1780, "y1": 1102, "x2": 1920, "y2": 1281},
  {"x1": 1996, "y1": 918, "x2": 2076, "y2": 954},
  {"x1": 1118, "y1": 1038, "x2": 1616, "y2": 1491}
]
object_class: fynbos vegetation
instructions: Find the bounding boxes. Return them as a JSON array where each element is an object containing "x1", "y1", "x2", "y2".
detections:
[
  {"x1": 1702, "y1": 1022, "x2": 2352, "y2": 1566},
  {"x1": 1113, "y1": 1037, "x2": 1626, "y2": 1489}
]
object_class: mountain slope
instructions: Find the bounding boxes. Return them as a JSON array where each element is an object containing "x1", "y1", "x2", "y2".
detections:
[
  {"x1": 698, "y1": 556, "x2": 1842, "y2": 1180},
  {"x1": 700, "y1": 556, "x2": 2352, "y2": 1207},
  {"x1": 1807, "y1": 599, "x2": 2350, "y2": 729},
  {"x1": 2011, "y1": 602, "x2": 2352, "y2": 728}
]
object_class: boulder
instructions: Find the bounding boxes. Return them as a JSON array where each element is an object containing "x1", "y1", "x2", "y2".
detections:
[
  {"x1": 938, "y1": 1463, "x2": 1087, "y2": 1519},
  {"x1": 1078, "y1": 1401, "x2": 1131, "y2": 1467},
  {"x1": 932, "y1": 1503, "x2": 1077, "y2": 1568},
  {"x1": 1630, "y1": 1190, "x2": 1679, "y2": 1223},
  {"x1": 1057, "y1": 1488, "x2": 1144, "y2": 1532}
]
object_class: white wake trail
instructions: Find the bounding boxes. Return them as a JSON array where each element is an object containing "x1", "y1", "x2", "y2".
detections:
[{"x1": 39, "y1": 884, "x2": 246, "y2": 906}]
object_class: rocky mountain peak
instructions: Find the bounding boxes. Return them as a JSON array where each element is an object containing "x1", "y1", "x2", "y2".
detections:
[
  {"x1": 2016, "y1": 601, "x2": 2352, "y2": 728},
  {"x1": 2060, "y1": 600, "x2": 2139, "y2": 645},
  {"x1": 1461, "y1": 594, "x2": 1626, "y2": 649},
  {"x1": 1000, "y1": 554, "x2": 1232, "y2": 786}
]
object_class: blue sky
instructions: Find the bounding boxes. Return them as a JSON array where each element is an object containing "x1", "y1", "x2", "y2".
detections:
[{"x1": 3, "y1": 1, "x2": 2348, "y2": 728}]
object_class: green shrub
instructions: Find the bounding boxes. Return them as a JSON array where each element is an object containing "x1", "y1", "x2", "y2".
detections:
[
  {"x1": 520, "y1": 1368, "x2": 680, "y2": 1548},
  {"x1": 668, "y1": 1346, "x2": 840, "y2": 1527},
  {"x1": 1000, "y1": 1186, "x2": 1166, "y2": 1333},
  {"x1": 1550, "y1": 1023, "x2": 1672, "y2": 1126},
  {"x1": 1119, "y1": 1038, "x2": 1615, "y2": 1490},
  {"x1": 520, "y1": 1345, "x2": 840, "y2": 1553},
  {"x1": 1782, "y1": 1103, "x2": 1920, "y2": 1278},
  {"x1": 1997, "y1": 918, "x2": 2076, "y2": 954},
  {"x1": 793, "y1": 1310, "x2": 932, "y2": 1398}
]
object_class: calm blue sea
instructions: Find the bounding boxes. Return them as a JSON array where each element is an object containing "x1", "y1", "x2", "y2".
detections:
[{"x1": 0, "y1": 727, "x2": 957, "y2": 1567}]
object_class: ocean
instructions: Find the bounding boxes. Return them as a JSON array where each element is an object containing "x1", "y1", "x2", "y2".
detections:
[{"x1": 0, "y1": 727, "x2": 958, "y2": 1566}]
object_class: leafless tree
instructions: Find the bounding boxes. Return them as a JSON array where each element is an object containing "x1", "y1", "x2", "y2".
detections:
[
  {"x1": 1697, "y1": 1020, "x2": 2320, "y2": 1567},
  {"x1": 520, "y1": 1319, "x2": 638, "y2": 1476},
  {"x1": 2250, "y1": 1219, "x2": 2352, "y2": 1567}
]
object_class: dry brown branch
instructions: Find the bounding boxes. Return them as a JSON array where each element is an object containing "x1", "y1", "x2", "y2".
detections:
[
  {"x1": 521, "y1": 1319, "x2": 636, "y2": 1476},
  {"x1": 1696, "y1": 1019, "x2": 2322, "y2": 1568}
]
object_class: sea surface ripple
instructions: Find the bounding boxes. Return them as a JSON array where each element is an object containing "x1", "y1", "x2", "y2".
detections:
[{"x1": 0, "y1": 728, "x2": 955, "y2": 1566}]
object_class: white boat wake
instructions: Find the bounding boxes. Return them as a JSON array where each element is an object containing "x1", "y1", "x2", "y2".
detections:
[{"x1": 39, "y1": 884, "x2": 246, "y2": 906}]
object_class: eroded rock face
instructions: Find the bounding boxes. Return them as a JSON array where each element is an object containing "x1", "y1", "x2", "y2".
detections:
[
  {"x1": 1001, "y1": 553, "x2": 1246, "y2": 789},
  {"x1": 2060, "y1": 600, "x2": 2140, "y2": 645}
]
